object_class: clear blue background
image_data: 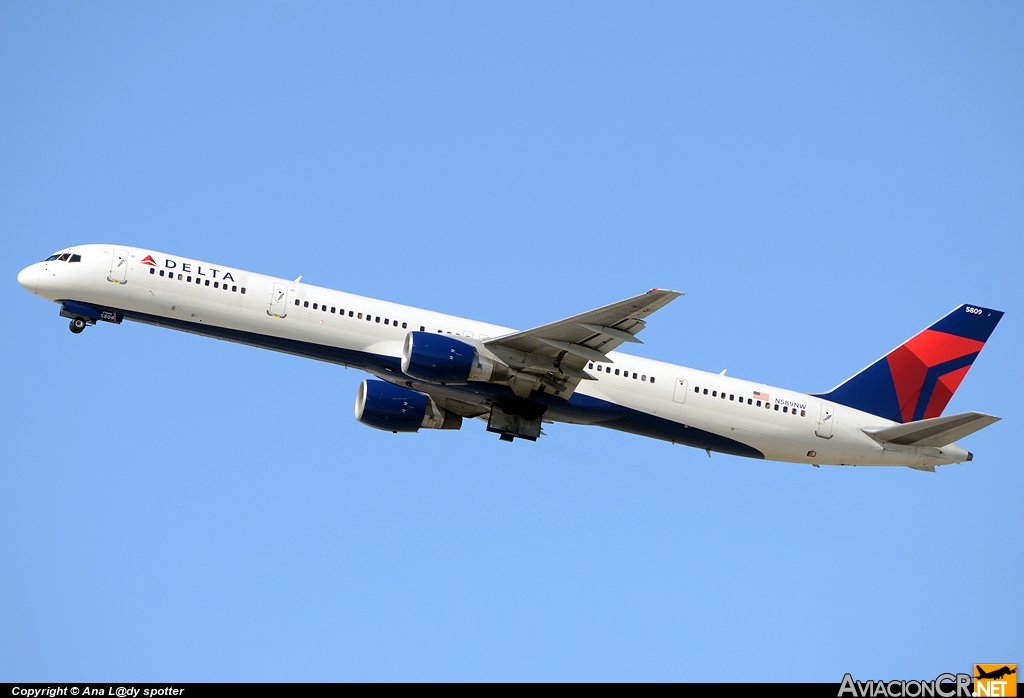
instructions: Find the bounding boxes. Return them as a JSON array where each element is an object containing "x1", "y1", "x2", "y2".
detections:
[{"x1": 1, "y1": 1, "x2": 1020, "y2": 682}]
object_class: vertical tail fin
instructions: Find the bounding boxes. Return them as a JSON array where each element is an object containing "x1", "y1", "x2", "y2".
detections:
[{"x1": 815, "y1": 304, "x2": 1003, "y2": 423}]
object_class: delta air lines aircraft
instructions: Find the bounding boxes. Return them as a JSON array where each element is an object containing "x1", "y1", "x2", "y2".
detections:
[{"x1": 18, "y1": 245, "x2": 1004, "y2": 471}]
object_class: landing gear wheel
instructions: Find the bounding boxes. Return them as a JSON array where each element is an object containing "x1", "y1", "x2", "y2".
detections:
[{"x1": 69, "y1": 317, "x2": 86, "y2": 334}]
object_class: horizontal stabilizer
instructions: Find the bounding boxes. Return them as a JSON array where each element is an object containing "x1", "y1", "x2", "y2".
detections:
[{"x1": 862, "y1": 411, "x2": 1000, "y2": 447}]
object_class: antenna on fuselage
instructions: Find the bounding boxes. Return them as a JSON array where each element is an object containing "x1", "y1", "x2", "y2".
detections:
[{"x1": 294, "y1": 275, "x2": 302, "y2": 282}]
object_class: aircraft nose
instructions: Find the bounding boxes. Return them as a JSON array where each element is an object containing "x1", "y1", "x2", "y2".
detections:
[{"x1": 17, "y1": 264, "x2": 39, "y2": 294}]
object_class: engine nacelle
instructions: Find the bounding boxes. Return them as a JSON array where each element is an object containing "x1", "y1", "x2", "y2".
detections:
[
  {"x1": 401, "y1": 331, "x2": 507, "y2": 385},
  {"x1": 354, "y1": 379, "x2": 462, "y2": 433}
]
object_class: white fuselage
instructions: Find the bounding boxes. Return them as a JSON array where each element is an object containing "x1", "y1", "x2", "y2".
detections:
[{"x1": 18, "y1": 245, "x2": 972, "y2": 468}]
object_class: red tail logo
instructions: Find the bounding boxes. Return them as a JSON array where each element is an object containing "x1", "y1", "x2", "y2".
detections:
[
  {"x1": 141, "y1": 255, "x2": 157, "y2": 266},
  {"x1": 815, "y1": 304, "x2": 1003, "y2": 423}
]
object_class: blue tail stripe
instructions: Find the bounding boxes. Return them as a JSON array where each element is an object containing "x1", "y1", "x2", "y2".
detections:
[{"x1": 911, "y1": 352, "x2": 980, "y2": 422}]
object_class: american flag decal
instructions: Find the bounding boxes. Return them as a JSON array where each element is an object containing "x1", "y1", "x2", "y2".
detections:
[{"x1": 753, "y1": 390, "x2": 770, "y2": 401}]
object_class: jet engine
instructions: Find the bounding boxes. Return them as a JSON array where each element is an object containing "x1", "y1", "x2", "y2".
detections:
[
  {"x1": 401, "y1": 331, "x2": 508, "y2": 385},
  {"x1": 354, "y1": 379, "x2": 462, "y2": 433}
]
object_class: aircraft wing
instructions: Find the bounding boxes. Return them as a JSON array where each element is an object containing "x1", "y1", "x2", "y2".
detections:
[
  {"x1": 862, "y1": 411, "x2": 1000, "y2": 447},
  {"x1": 483, "y1": 288, "x2": 683, "y2": 398}
]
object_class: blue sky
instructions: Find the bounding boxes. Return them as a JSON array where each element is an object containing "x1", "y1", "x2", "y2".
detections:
[{"x1": 1, "y1": 1, "x2": 1021, "y2": 681}]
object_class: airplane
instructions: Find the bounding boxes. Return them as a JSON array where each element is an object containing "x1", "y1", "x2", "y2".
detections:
[
  {"x1": 975, "y1": 666, "x2": 1016, "y2": 681},
  {"x1": 17, "y1": 245, "x2": 1004, "y2": 471}
]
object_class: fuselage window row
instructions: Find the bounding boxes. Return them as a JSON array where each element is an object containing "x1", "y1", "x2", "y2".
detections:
[
  {"x1": 587, "y1": 362, "x2": 654, "y2": 384},
  {"x1": 152, "y1": 267, "x2": 245, "y2": 294},
  {"x1": 692, "y1": 385, "x2": 806, "y2": 417},
  {"x1": 293, "y1": 297, "x2": 409, "y2": 329}
]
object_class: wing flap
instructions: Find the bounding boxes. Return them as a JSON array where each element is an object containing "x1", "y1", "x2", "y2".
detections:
[
  {"x1": 862, "y1": 411, "x2": 1000, "y2": 447},
  {"x1": 486, "y1": 289, "x2": 681, "y2": 358},
  {"x1": 482, "y1": 288, "x2": 682, "y2": 399}
]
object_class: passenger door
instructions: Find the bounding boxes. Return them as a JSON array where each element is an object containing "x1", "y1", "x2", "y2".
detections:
[
  {"x1": 816, "y1": 403, "x2": 834, "y2": 439},
  {"x1": 108, "y1": 248, "x2": 129, "y2": 284},
  {"x1": 673, "y1": 378, "x2": 688, "y2": 404},
  {"x1": 268, "y1": 283, "x2": 288, "y2": 318}
]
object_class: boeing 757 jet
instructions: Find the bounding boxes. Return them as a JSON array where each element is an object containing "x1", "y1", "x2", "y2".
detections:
[{"x1": 18, "y1": 245, "x2": 1003, "y2": 471}]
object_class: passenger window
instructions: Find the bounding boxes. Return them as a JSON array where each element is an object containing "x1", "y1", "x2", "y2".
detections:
[
  {"x1": 774, "y1": 404, "x2": 779, "y2": 411},
  {"x1": 214, "y1": 281, "x2": 219, "y2": 288},
  {"x1": 597, "y1": 365, "x2": 603, "y2": 372},
  {"x1": 150, "y1": 268, "x2": 155, "y2": 275},
  {"x1": 783, "y1": 406, "x2": 788, "y2": 413},
  {"x1": 176, "y1": 274, "x2": 182, "y2": 280},
  {"x1": 748, "y1": 398, "x2": 752, "y2": 405},
  {"x1": 729, "y1": 394, "x2": 734, "y2": 401},
  {"x1": 650, "y1": 377, "x2": 655, "y2": 384},
  {"x1": 756, "y1": 400, "x2": 761, "y2": 407},
  {"x1": 801, "y1": 410, "x2": 806, "y2": 417},
  {"x1": 313, "y1": 303, "x2": 317, "y2": 310},
  {"x1": 330, "y1": 307, "x2": 335, "y2": 313},
  {"x1": 357, "y1": 313, "x2": 362, "y2": 319},
  {"x1": 402, "y1": 322, "x2": 407, "y2": 329},
  {"x1": 384, "y1": 319, "x2": 389, "y2": 325},
  {"x1": 241, "y1": 288, "x2": 245, "y2": 294},
  {"x1": 589, "y1": 363, "x2": 594, "y2": 369},
  {"x1": 703, "y1": 388, "x2": 708, "y2": 395},
  {"x1": 305, "y1": 301, "x2": 310, "y2": 308},
  {"x1": 694, "y1": 386, "x2": 699, "y2": 393},
  {"x1": 373, "y1": 316, "x2": 378, "y2": 322},
  {"x1": 721, "y1": 392, "x2": 726, "y2": 399},
  {"x1": 420, "y1": 326, "x2": 425, "y2": 331},
  {"x1": 295, "y1": 299, "x2": 300, "y2": 306},
  {"x1": 349, "y1": 311, "x2": 353, "y2": 317},
  {"x1": 186, "y1": 276, "x2": 191, "y2": 282},
  {"x1": 232, "y1": 285, "x2": 237, "y2": 292},
  {"x1": 614, "y1": 369, "x2": 620, "y2": 375},
  {"x1": 712, "y1": 391, "x2": 717, "y2": 397},
  {"x1": 205, "y1": 280, "x2": 210, "y2": 286},
  {"x1": 196, "y1": 278, "x2": 201, "y2": 284},
  {"x1": 321, "y1": 304, "x2": 326, "y2": 311},
  {"x1": 642, "y1": 375, "x2": 647, "y2": 382},
  {"x1": 70, "y1": 254, "x2": 81, "y2": 263},
  {"x1": 159, "y1": 270, "x2": 165, "y2": 277}
]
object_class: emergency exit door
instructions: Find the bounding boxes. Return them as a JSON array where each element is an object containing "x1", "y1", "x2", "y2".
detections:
[
  {"x1": 108, "y1": 249, "x2": 129, "y2": 284},
  {"x1": 673, "y1": 378, "x2": 688, "y2": 404},
  {"x1": 816, "y1": 403, "x2": 834, "y2": 439},
  {"x1": 268, "y1": 283, "x2": 289, "y2": 318}
]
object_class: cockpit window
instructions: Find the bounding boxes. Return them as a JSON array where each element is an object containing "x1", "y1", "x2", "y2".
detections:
[{"x1": 42, "y1": 252, "x2": 82, "y2": 262}]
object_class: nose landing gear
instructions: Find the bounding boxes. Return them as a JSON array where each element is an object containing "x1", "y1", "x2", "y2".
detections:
[{"x1": 69, "y1": 317, "x2": 87, "y2": 334}]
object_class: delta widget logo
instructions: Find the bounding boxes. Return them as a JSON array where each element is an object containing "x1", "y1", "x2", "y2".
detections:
[{"x1": 141, "y1": 255, "x2": 157, "y2": 266}]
